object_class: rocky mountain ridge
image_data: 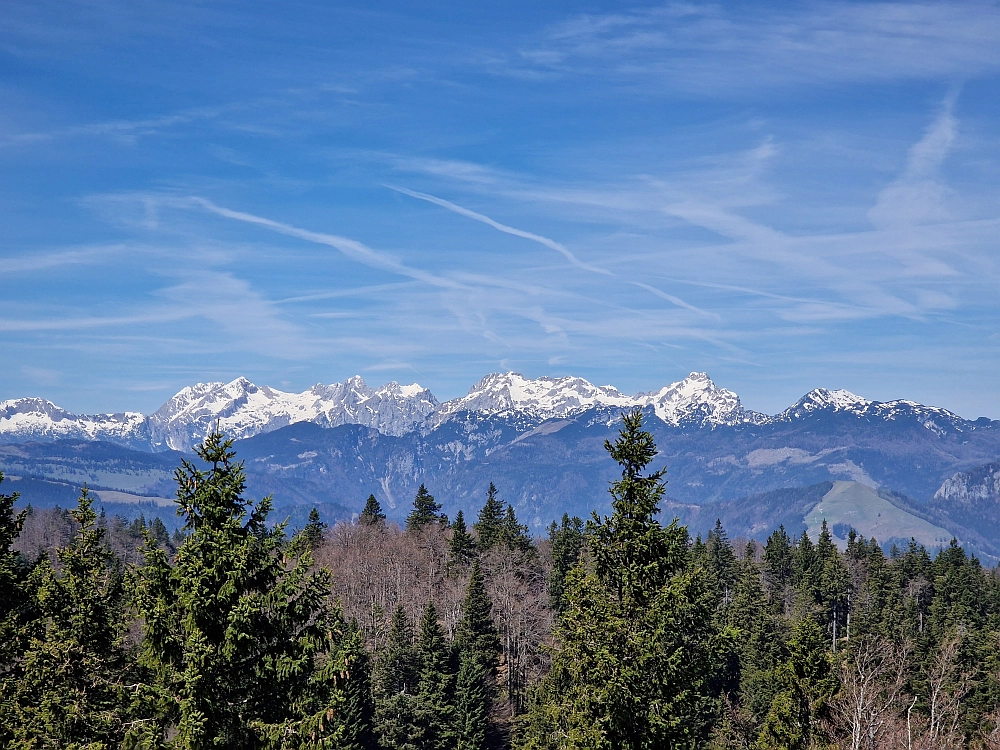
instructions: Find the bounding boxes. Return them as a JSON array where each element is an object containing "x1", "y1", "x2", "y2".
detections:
[{"x1": 1, "y1": 371, "x2": 993, "y2": 453}]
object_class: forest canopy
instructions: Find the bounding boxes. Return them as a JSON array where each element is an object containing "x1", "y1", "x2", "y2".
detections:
[{"x1": 2, "y1": 409, "x2": 1000, "y2": 749}]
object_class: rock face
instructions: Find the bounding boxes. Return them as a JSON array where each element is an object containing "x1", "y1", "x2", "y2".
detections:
[{"x1": 934, "y1": 463, "x2": 1000, "y2": 505}]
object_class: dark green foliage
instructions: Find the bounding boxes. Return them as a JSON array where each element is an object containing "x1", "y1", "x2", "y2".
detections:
[
  {"x1": 303, "y1": 506, "x2": 327, "y2": 549},
  {"x1": 547, "y1": 514, "x2": 585, "y2": 611},
  {"x1": 474, "y1": 482, "x2": 506, "y2": 551},
  {"x1": 149, "y1": 516, "x2": 170, "y2": 547},
  {"x1": 360, "y1": 494, "x2": 386, "y2": 525},
  {"x1": 455, "y1": 654, "x2": 490, "y2": 750},
  {"x1": 133, "y1": 431, "x2": 360, "y2": 748},
  {"x1": 501, "y1": 504, "x2": 534, "y2": 553},
  {"x1": 407, "y1": 484, "x2": 446, "y2": 531},
  {"x1": 756, "y1": 617, "x2": 836, "y2": 749},
  {"x1": 374, "y1": 606, "x2": 419, "y2": 750},
  {"x1": 706, "y1": 518, "x2": 738, "y2": 607},
  {"x1": 338, "y1": 623, "x2": 378, "y2": 750},
  {"x1": 457, "y1": 559, "x2": 500, "y2": 675},
  {"x1": 521, "y1": 409, "x2": 731, "y2": 749},
  {"x1": 413, "y1": 601, "x2": 457, "y2": 750},
  {"x1": 4, "y1": 488, "x2": 138, "y2": 747},
  {"x1": 763, "y1": 525, "x2": 793, "y2": 609},
  {"x1": 449, "y1": 510, "x2": 477, "y2": 567}
]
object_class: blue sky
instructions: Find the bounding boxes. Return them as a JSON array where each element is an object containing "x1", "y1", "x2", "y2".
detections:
[{"x1": 2, "y1": 1, "x2": 1000, "y2": 418}]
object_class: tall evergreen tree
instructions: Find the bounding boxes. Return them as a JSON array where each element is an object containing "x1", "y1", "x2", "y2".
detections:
[
  {"x1": 457, "y1": 560, "x2": 500, "y2": 674},
  {"x1": 455, "y1": 560, "x2": 500, "y2": 749},
  {"x1": 5, "y1": 488, "x2": 139, "y2": 747},
  {"x1": 706, "y1": 518, "x2": 738, "y2": 607},
  {"x1": 455, "y1": 654, "x2": 489, "y2": 750},
  {"x1": 756, "y1": 617, "x2": 836, "y2": 750},
  {"x1": 302, "y1": 506, "x2": 327, "y2": 550},
  {"x1": 413, "y1": 602, "x2": 457, "y2": 750},
  {"x1": 374, "y1": 606, "x2": 419, "y2": 750},
  {"x1": 474, "y1": 483, "x2": 505, "y2": 551},
  {"x1": 547, "y1": 514, "x2": 585, "y2": 611},
  {"x1": 449, "y1": 510, "x2": 477, "y2": 567},
  {"x1": 406, "y1": 484, "x2": 446, "y2": 531},
  {"x1": 763, "y1": 525, "x2": 793, "y2": 610},
  {"x1": 133, "y1": 432, "x2": 360, "y2": 748},
  {"x1": 521, "y1": 409, "x2": 731, "y2": 749},
  {"x1": 338, "y1": 623, "x2": 378, "y2": 750},
  {"x1": 500, "y1": 504, "x2": 534, "y2": 553},
  {"x1": 360, "y1": 494, "x2": 386, "y2": 526}
]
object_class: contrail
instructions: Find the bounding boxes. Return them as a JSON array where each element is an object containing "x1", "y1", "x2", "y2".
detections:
[
  {"x1": 190, "y1": 197, "x2": 464, "y2": 291},
  {"x1": 388, "y1": 185, "x2": 613, "y2": 276},
  {"x1": 631, "y1": 282, "x2": 720, "y2": 320}
]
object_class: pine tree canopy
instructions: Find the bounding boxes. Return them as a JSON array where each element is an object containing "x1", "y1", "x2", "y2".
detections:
[
  {"x1": 4, "y1": 487, "x2": 138, "y2": 747},
  {"x1": 449, "y1": 510, "x2": 477, "y2": 566},
  {"x1": 521, "y1": 409, "x2": 732, "y2": 749},
  {"x1": 474, "y1": 482, "x2": 505, "y2": 551},
  {"x1": 359, "y1": 494, "x2": 386, "y2": 525},
  {"x1": 302, "y1": 506, "x2": 327, "y2": 549},
  {"x1": 406, "y1": 484, "x2": 446, "y2": 531},
  {"x1": 133, "y1": 431, "x2": 363, "y2": 748},
  {"x1": 456, "y1": 559, "x2": 500, "y2": 674}
]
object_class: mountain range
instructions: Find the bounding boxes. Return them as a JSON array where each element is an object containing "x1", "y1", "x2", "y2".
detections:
[{"x1": 3, "y1": 372, "x2": 1000, "y2": 555}]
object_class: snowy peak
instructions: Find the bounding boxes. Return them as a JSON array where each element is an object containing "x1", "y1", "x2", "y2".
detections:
[
  {"x1": 149, "y1": 376, "x2": 438, "y2": 451},
  {"x1": 640, "y1": 372, "x2": 762, "y2": 427},
  {"x1": 781, "y1": 388, "x2": 872, "y2": 419},
  {"x1": 3, "y1": 372, "x2": 994, "y2": 452},
  {"x1": 0, "y1": 397, "x2": 148, "y2": 448},
  {"x1": 437, "y1": 371, "x2": 760, "y2": 428},
  {"x1": 439, "y1": 372, "x2": 634, "y2": 418}
]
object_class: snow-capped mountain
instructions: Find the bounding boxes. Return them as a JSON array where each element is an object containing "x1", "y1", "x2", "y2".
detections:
[
  {"x1": 435, "y1": 373, "x2": 634, "y2": 420},
  {"x1": 148, "y1": 376, "x2": 439, "y2": 451},
  {"x1": 778, "y1": 388, "x2": 976, "y2": 436},
  {"x1": 0, "y1": 398, "x2": 150, "y2": 450},
  {"x1": 639, "y1": 371, "x2": 765, "y2": 427},
  {"x1": 1, "y1": 371, "x2": 992, "y2": 453},
  {"x1": 434, "y1": 371, "x2": 762, "y2": 427}
]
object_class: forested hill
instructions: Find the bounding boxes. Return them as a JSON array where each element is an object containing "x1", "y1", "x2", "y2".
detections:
[{"x1": 3, "y1": 410, "x2": 1000, "y2": 748}]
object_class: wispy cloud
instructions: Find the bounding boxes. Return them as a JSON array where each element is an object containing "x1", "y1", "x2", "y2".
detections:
[
  {"x1": 509, "y1": 3, "x2": 1000, "y2": 93},
  {"x1": 869, "y1": 91, "x2": 960, "y2": 229},
  {"x1": 387, "y1": 185, "x2": 613, "y2": 275},
  {"x1": 0, "y1": 245, "x2": 125, "y2": 273}
]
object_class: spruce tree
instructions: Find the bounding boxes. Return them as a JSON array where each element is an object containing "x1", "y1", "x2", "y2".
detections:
[
  {"x1": 374, "y1": 606, "x2": 419, "y2": 750},
  {"x1": 406, "y1": 484, "x2": 445, "y2": 531},
  {"x1": 763, "y1": 525, "x2": 793, "y2": 610},
  {"x1": 455, "y1": 654, "x2": 489, "y2": 750},
  {"x1": 360, "y1": 494, "x2": 386, "y2": 526},
  {"x1": 302, "y1": 506, "x2": 327, "y2": 550},
  {"x1": 134, "y1": 432, "x2": 360, "y2": 748},
  {"x1": 521, "y1": 409, "x2": 731, "y2": 749},
  {"x1": 547, "y1": 514, "x2": 585, "y2": 612},
  {"x1": 456, "y1": 559, "x2": 500, "y2": 674},
  {"x1": 0, "y1": 471, "x2": 31, "y2": 747},
  {"x1": 706, "y1": 518, "x2": 738, "y2": 607},
  {"x1": 500, "y1": 504, "x2": 534, "y2": 553},
  {"x1": 338, "y1": 623, "x2": 378, "y2": 750},
  {"x1": 449, "y1": 510, "x2": 477, "y2": 567},
  {"x1": 455, "y1": 560, "x2": 499, "y2": 749},
  {"x1": 756, "y1": 617, "x2": 835, "y2": 750},
  {"x1": 5, "y1": 488, "x2": 139, "y2": 747},
  {"x1": 413, "y1": 601, "x2": 457, "y2": 750},
  {"x1": 474, "y1": 483, "x2": 505, "y2": 551}
]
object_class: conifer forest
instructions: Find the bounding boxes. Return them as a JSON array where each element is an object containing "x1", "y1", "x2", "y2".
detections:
[{"x1": 4, "y1": 409, "x2": 1000, "y2": 749}]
